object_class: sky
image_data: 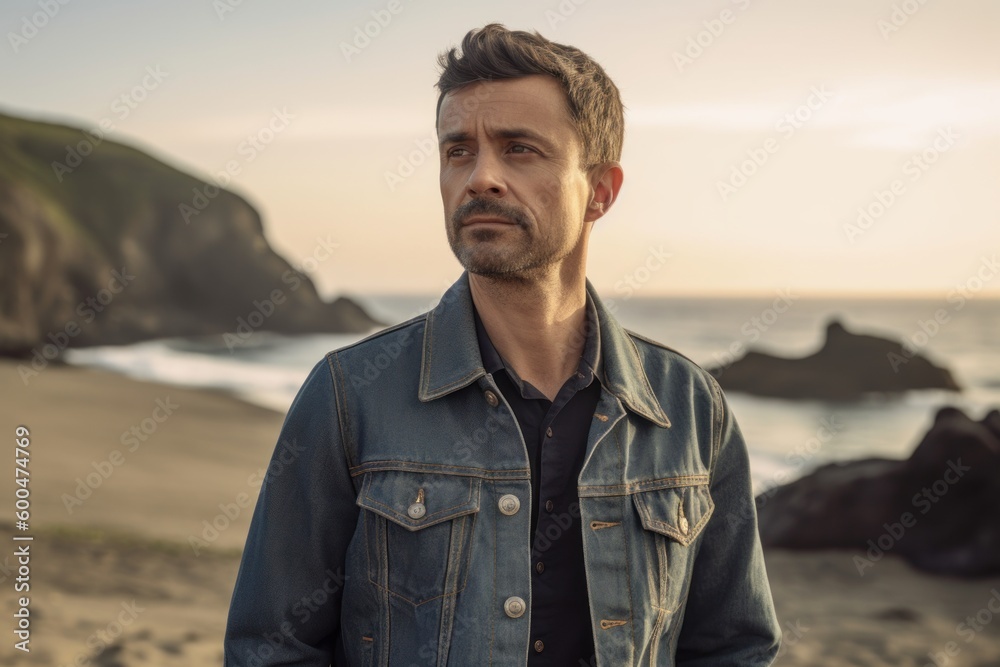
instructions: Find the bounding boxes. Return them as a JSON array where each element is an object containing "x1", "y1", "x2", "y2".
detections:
[{"x1": 2, "y1": 0, "x2": 999, "y2": 298}]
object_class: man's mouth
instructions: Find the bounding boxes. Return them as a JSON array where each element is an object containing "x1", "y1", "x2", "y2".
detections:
[{"x1": 462, "y1": 216, "x2": 517, "y2": 226}]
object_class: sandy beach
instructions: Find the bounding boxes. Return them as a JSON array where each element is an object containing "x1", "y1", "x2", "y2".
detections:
[{"x1": 1, "y1": 359, "x2": 999, "y2": 666}]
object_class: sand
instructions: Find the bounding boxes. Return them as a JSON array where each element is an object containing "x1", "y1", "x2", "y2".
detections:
[{"x1": 1, "y1": 359, "x2": 998, "y2": 666}]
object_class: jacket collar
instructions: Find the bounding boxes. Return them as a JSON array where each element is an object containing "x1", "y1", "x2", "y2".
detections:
[{"x1": 418, "y1": 270, "x2": 671, "y2": 428}]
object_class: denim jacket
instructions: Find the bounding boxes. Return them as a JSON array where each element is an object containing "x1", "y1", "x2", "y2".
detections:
[{"x1": 224, "y1": 270, "x2": 782, "y2": 666}]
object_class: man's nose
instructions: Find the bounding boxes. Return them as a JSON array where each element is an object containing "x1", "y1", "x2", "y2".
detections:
[{"x1": 466, "y1": 151, "x2": 507, "y2": 197}]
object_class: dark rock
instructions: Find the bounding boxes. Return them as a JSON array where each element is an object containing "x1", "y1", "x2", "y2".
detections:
[
  {"x1": 0, "y1": 111, "x2": 384, "y2": 357},
  {"x1": 757, "y1": 407, "x2": 1000, "y2": 576},
  {"x1": 708, "y1": 319, "x2": 960, "y2": 399},
  {"x1": 872, "y1": 607, "x2": 921, "y2": 622}
]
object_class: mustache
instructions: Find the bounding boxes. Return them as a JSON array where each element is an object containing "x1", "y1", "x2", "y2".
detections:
[{"x1": 452, "y1": 198, "x2": 529, "y2": 228}]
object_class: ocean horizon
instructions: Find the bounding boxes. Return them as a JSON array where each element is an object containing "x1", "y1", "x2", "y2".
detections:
[{"x1": 64, "y1": 293, "x2": 1000, "y2": 494}]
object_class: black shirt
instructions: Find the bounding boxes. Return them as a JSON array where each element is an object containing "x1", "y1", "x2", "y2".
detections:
[{"x1": 473, "y1": 294, "x2": 602, "y2": 666}]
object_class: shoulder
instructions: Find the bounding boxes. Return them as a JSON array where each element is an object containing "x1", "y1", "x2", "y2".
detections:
[
  {"x1": 322, "y1": 312, "x2": 428, "y2": 366},
  {"x1": 624, "y1": 328, "x2": 727, "y2": 432},
  {"x1": 624, "y1": 328, "x2": 721, "y2": 394},
  {"x1": 313, "y1": 313, "x2": 430, "y2": 394}
]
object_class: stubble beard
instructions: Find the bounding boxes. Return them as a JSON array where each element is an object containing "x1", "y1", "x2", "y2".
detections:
[{"x1": 447, "y1": 198, "x2": 570, "y2": 281}]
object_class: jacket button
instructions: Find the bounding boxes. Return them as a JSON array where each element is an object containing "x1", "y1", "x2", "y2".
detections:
[
  {"x1": 503, "y1": 596, "x2": 526, "y2": 618},
  {"x1": 498, "y1": 494, "x2": 520, "y2": 515},
  {"x1": 484, "y1": 390, "x2": 499, "y2": 407},
  {"x1": 535, "y1": 561, "x2": 544, "y2": 574},
  {"x1": 545, "y1": 500, "x2": 554, "y2": 512},
  {"x1": 407, "y1": 502, "x2": 426, "y2": 520},
  {"x1": 533, "y1": 639, "x2": 545, "y2": 652}
]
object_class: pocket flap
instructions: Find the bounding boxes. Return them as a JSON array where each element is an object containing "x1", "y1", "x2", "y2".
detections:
[
  {"x1": 632, "y1": 482, "x2": 714, "y2": 546},
  {"x1": 357, "y1": 470, "x2": 482, "y2": 531}
]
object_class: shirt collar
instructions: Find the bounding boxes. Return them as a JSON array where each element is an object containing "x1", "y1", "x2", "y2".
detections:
[
  {"x1": 472, "y1": 289, "x2": 602, "y2": 393},
  {"x1": 418, "y1": 270, "x2": 670, "y2": 428}
]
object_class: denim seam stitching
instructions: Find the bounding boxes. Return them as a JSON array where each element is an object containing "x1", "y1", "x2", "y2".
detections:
[
  {"x1": 635, "y1": 492, "x2": 714, "y2": 546},
  {"x1": 425, "y1": 368, "x2": 484, "y2": 398},
  {"x1": 623, "y1": 333, "x2": 672, "y2": 428},
  {"x1": 490, "y1": 480, "x2": 497, "y2": 666},
  {"x1": 350, "y1": 461, "x2": 530, "y2": 478},
  {"x1": 328, "y1": 351, "x2": 357, "y2": 470},
  {"x1": 614, "y1": 426, "x2": 638, "y2": 662},
  {"x1": 709, "y1": 376, "x2": 724, "y2": 486},
  {"x1": 362, "y1": 480, "x2": 478, "y2": 527},
  {"x1": 578, "y1": 475, "x2": 710, "y2": 496},
  {"x1": 366, "y1": 567, "x2": 468, "y2": 608}
]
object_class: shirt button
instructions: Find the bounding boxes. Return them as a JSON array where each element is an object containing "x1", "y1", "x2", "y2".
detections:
[
  {"x1": 545, "y1": 500, "x2": 554, "y2": 512},
  {"x1": 534, "y1": 639, "x2": 545, "y2": 653},
  {"x1": 545, "y1": 427, "x2": 553, "y2": 438},
  {"x1": 535, "y1": 561, "x2": 544, "y2": 574},
  {"x1": 503, "y1": 596, "x2": 526, "y2": 618},
  {"x1": 498, "y1": 494, "x2": 520, "y2": 516},
  {"x1": 484, "y1": 390, "x2": 499, "y2": 407}
]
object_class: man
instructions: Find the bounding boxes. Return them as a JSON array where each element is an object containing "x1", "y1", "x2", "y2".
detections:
[{"x1": 225, "y1": 24, "x2": 781, "y2": 666}]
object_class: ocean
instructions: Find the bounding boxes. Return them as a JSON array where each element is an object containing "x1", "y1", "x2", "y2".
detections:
[{"x1": 64, "y1": 293, "x2": 1000, "y2": 494}]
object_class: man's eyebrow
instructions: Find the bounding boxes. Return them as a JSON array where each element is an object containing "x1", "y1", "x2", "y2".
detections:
[
  {"x1": 439, "y1": 131, "x2": 472, "y2": 147},
  {"x1": 438, "y1": 128, "x2": 556, "y2": 150}
]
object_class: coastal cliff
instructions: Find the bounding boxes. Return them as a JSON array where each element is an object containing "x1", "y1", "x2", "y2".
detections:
[{"x1": 0, "y1": 111, "x2": 382, "y2": 357}]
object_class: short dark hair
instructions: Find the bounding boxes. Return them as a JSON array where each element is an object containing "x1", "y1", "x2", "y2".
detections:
[{"x1": 435, "y1": 23, "x2": 624, "y2": 170}]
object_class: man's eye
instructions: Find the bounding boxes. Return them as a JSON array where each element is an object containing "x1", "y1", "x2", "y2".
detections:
[
  {"x1": 447, "y1": 147, "x2": 471, "y2": 158},
  {"x1": 509, "y1": 144, "x2": 534, "y2": 154}
]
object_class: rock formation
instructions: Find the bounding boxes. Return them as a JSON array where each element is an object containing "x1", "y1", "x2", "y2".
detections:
[
  {"x1": 756, "y1": 407, "x2": 1000, "y2": 577},
  {"x1": 0, "y1": 111, "x2": 383, "y2": 357},
  {"x1": 708, "y1": 320, "x2": 960, "y2": 399}
]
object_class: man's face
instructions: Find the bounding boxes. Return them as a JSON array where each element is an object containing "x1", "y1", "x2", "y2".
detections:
[{"x1": 437, "y1": 75, "x2": 594, "y2": 280}]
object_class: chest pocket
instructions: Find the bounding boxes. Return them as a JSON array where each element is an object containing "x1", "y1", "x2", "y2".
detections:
[
  {"x1": 631, "y1": 479, "x2": 714, "y2": 611},
  {"x1": 357, "y1": 470, "x2": 482, "y2": 607}
]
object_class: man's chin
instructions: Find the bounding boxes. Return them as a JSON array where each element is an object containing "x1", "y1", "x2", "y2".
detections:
[{"x1": 454, "y1": 252, "x2": 528, "y2": 279}]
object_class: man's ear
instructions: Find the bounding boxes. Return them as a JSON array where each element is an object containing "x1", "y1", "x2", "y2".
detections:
[{"x1": 584, "y1": 162, "x2": 624, "y2": 223}]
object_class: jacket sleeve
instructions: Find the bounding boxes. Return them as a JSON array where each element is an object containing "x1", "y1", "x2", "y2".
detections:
[
  {"x1": 224, "y1": 354, "x2": 359, "y2": 666},
  {"x1": 674, "y1": 376, "x2": 782, "y2": 665}
]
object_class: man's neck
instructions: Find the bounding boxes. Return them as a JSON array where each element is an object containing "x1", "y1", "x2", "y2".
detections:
[{"x1": 469, "y1": 270, "x2": 588, "y2": 401}]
